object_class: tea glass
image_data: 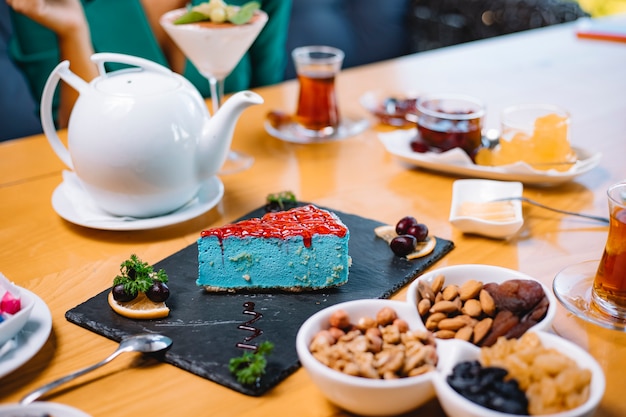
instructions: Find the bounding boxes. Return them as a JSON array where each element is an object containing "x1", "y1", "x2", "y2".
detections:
[
  {"x1": 592, "y1": 182, "x2": 626, "y2": 318},
  {"x1": 292, "y1": 45, "x2": 344, "y2": 137},
  {"x1": 414, "y1": 93, "x2": 485, "y2": 157},
  {"x1": 553, "y1": 181, "x2": 626, "y2": 331}
]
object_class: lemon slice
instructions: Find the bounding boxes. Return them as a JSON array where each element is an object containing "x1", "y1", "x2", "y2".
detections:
[
  {"x1": 107, "y1": 291, "x2": 170, "y2": 319},
  {"x1": 374, "y1": 225, "x2": 436, "y2": 259}
]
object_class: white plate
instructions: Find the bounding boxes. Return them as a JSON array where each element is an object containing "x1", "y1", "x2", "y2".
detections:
[
  {"x1": 0, "y1": 402, "x2": 92, "y2": 417},
  {"x1": 378, "y1": 129, "x2": 601, "y2": 186},
  {"x1": 264, "y1": 112, "x2": 369, "y2": 144},
  {"x1": 0, "y1": 289, "x2": 52, "y2": 379},
  {"x1": 51, "y1": 173, "x2": 224, "y2": 231},
  {"x1": 449, "y1": 179, "x2": 524, "y2": 239}
]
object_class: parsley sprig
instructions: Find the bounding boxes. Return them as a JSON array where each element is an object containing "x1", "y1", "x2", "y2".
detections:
[
  {"x1": 265, "y1": 191, "x2": 297, "y2": 212},
  {"x1": 113, "y1": 254, "x2": 168, "y2": 297},
  {"x1": 229, "y1": 341, "x2": 274, "y2": 385}
]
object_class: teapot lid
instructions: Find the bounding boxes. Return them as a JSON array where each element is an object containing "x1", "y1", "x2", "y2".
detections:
[{"x1": 94, "y1": 67, "x2": 183, "y2": 96}]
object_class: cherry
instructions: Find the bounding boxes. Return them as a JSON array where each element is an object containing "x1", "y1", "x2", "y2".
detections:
[
  {"x1": 407, "y1": 223, "x2": 429, "y2": 242},
  {"x1": 396, "y1": 216, "x2": 418, "y2": 235},
  {"x1": 112, "y1": 284, "x2": 136, "y2": 302},
  {"x1": 390, "y1": 235, "x2": 417, "y2": 256},
  {"x1": 146, "y1": 281, "x2": 170, "y2": 303},
  {"x1": 410, "y1": 139, "x2": 430, "y2": 153}
]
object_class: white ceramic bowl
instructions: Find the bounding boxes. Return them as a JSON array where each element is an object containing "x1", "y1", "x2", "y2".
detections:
[
  {"x1": 0, "y1": 402, "x2": 92, "y2": 417},
  {"x1": 432, "y1": 331, "x2": 605, "y2": 417},
  {"x1": 296, "y1": 299, "x2": 436, "y2": 416},
  {"x1": 406, "y1": 264, "x2": 557, "y2": 342},
  {"x1": 449, "y1": 179, "x2": 524, "y2": 239},
  {"x1": 0, "y1": 285, "x2": 35, "y2": 347}
]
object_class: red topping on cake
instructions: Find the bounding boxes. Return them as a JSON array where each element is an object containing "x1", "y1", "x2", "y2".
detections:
[{"x1": 200, "y1": 205, "x2": 347, "y2": 247}]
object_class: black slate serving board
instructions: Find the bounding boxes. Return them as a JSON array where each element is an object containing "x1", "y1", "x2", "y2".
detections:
[{"x1": 66, "y1": 204, "x2": 454, "y2": 396}]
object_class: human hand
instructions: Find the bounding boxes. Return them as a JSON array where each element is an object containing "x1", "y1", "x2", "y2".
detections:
[{"x1": 6, "y1": 0, "x2": 88, "y2": 37}]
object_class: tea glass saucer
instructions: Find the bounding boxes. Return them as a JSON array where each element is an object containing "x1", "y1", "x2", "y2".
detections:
[
  {"x1": 51, "y1": 172, "x2": 224, "y2": 231},
  {"x1": 553, "y1": 260, "x2": 626, "y2": 331},
  {"x1": 264, "y1": 112, "x2": 369, "y2": 144}
]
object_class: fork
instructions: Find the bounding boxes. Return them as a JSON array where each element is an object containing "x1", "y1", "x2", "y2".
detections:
[{"x1": 492, "y1": 197, "x2": 609, "y2": 224}]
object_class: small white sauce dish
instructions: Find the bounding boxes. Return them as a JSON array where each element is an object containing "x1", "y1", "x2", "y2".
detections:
[
  {"x1": 0, "y1": 276, "x2": 35, "y2": 347},
  {"x1": 449, "y1": 179, "x2": 524, "y2": 239}
]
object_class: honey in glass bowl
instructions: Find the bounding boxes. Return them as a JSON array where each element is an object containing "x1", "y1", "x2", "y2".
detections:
[{"x1": 475, "y1": 104, "x2": 576, "y2": 171}]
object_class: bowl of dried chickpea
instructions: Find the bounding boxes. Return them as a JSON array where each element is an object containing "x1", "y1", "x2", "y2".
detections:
[
  {"x1": 406, "y1": 264, "x2": 557, "y2": 347},
  {"x1": 295, "y1": 299, "x2": 438, "y2": 416},
  {"x1": 432, "y1": 331, "x2": 605, "y2": 417}
]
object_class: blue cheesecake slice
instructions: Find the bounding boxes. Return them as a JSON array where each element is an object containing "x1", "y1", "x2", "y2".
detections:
[{"x1": 197, "y1": 205, "x2": 350, "y2": 292}]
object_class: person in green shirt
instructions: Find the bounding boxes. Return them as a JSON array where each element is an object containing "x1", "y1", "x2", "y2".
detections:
[{"x1": 6, "y1": 0, "x2": 291, "y2": 128}]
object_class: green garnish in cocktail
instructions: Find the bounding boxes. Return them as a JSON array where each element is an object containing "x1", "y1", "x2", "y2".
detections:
[{"x1": 174, "y1": 0, "x2": 260, "y2": 25}]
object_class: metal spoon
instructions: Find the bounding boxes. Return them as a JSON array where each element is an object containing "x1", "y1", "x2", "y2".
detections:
[
  {"x1": 492, "y1": 196, "x2": 610, "y2": 224},
  {"x1": 20, "y1": 333, "x2": 172, "y2": 405}
]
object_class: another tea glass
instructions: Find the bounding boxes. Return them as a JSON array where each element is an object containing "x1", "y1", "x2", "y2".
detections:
[
  {"x1": 592, "y1": 182, "x2": 626, "y2": 318},
  {"x1": 414, "y1": 93, "x2": 485, "y2": 157},
  {"x1": 553, "y1": 181, "x2": 626, "y2": 331},
  {"x1": 292, "y1": 45, "x2": 344, "y2": 137}
]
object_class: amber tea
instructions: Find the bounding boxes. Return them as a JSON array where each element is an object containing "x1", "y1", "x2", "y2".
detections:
[
  {"x1": 592, "y1": 182, "x2": 626, "y2": 317},
  {"x1": 295, "y1": 71, "x2": 339, "y2": 131},
  {"x1": 292, "y1": 46, "x2": 344, "y2": 135}
]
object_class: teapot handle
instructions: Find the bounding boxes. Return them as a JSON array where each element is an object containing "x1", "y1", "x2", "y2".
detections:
[{"x1": 40, "y1": 60, "x2": 88, "y2": 169}]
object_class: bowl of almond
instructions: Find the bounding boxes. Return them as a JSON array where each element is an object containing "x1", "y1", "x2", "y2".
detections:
[
  {"x1": 296, "y1": 299, "x2": 438, "y2": 416},
  {"x1": 406, "y1": 264, "x2": 557, "y2": 347}
]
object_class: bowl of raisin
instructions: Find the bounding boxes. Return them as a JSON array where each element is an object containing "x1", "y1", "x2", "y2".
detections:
[{"x1": 432, "y1": 330, "x2": 604, "y2": 417}]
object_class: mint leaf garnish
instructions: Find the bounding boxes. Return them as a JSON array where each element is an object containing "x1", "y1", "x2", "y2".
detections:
[
  {"x1": 228, "y1": 1, "x2": 260, "y2": 25},
  {"x1": 174, "y1": 10, "x2": 209, "y2": 25}
]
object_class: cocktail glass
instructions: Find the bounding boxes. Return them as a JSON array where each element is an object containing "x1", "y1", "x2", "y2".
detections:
[
  {"x1": 553, "y1": 181, "x2": 626, "y2": 331},
  {"x1": 160, "y1": 7, "x2": 268, "y2": 174}
]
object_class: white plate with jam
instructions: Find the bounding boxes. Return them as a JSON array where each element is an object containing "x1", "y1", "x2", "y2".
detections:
[{"x1": 378, "y1": 129, "x2": 601, "y2": 186}]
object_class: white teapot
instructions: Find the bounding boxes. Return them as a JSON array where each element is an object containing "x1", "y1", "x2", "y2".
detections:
[{"x1": 41, "y1": 53, "x2": 263, "y2": 218}]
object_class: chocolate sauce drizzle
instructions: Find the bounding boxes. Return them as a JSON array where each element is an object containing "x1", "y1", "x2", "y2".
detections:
[{"x1": 235, "y1": 301, "x2": 263, "y2": 351}]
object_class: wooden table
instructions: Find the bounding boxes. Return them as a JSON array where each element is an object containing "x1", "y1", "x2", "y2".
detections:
[{"x1": 1, "y1": 17, "x2": 625, "y2": 416}]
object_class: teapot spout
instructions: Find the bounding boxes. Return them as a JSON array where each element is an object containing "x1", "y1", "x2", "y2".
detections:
[{"x1": 197, "y1": 91, "x2": 264, "y2": 179}]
